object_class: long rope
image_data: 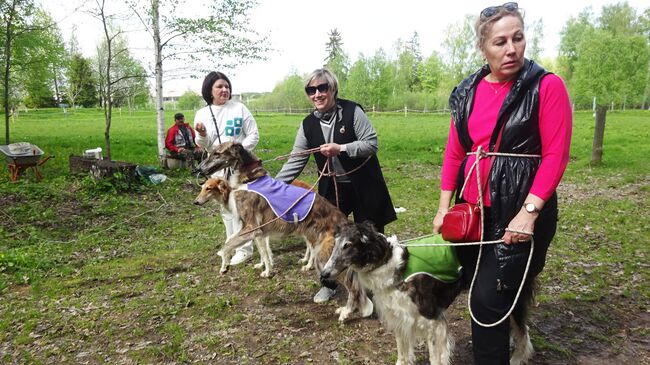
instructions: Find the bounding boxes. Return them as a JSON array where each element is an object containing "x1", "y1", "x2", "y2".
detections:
[{"x1": 466, "y1": 146, "x2": 539, "y2": 328}]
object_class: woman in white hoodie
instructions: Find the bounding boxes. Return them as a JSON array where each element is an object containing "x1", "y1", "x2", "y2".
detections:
[{"x1": 194, "y1": 71, "x2": 260, "y2": 265}]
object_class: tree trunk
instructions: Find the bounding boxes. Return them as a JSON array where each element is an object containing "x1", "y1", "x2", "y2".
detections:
[
  {"x1": 153, "y1": 0, "x2": 165, "y2": 165},
  {"x1": 100, "y1": 0, "x2": 112, "y2": 160},
  {"x1": 591, "y1": 106, "x2": 607, "y2": 165},
  {"x1": 642, "y1": 61, "x2": 650, "y2": 110},
  {"x1": 52, "y1": 64, "x2": 60, "y2": 105},
  {"x1": 3, "y1": 0, "x2": 16, "y2": 145}
]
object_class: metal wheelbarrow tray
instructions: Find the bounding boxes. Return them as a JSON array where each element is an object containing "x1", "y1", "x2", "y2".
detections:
[{"x1": 0, "y1": 144, "x2": 53, "y2": 181}]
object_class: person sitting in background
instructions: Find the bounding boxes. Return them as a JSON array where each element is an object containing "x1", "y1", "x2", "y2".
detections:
[{"x1": 165, "y1": 112, "x2": 203, "y2": 168}]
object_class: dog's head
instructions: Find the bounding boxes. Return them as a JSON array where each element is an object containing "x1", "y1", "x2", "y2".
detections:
[
  {"x1": 196, "y1": 142, "x2": 260, "y2": 177},
  {"x1": 320, "y1": 221, "x2": 394, "y2": 284},
  {"x1": 193, "y1": 178, "x2": 231, "y2": 206}
]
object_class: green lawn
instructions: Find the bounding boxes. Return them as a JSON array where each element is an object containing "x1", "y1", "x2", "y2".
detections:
[{"x1": 0, "y1": 108, "x2": 648, "y2": 364}]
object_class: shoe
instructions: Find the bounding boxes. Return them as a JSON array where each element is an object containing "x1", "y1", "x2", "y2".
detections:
[
  {"x1": 313, "y1": 287, "x2": 336, "y2": 303},
  {"x1": 229, "y1": 250, "x2": 253, "y2": 265}
]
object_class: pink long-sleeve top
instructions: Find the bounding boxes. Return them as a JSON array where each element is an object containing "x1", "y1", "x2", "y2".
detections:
[{"x1": 441, "y1": 74, "x2": 572, "y2": 206}]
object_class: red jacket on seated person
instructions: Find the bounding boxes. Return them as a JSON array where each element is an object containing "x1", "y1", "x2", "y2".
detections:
[{"x1": 165, "y1": 112, "x2": 202, "y2": 160}]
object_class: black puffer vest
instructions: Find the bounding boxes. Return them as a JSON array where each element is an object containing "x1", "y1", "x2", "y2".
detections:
[
  {"x1": 449, "y1": 59, "x2": 558, "y2": 289},
  {"x1": 302, "y1": 99, "x2": 397, "y2": 227}
]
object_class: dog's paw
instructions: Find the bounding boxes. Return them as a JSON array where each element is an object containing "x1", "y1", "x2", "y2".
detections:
[
  {"x1": 217, "y1": 250, "x2": 224, "y2": 258},
  {"x1": 260, "y1": 270, "x2": 272, "y2": 278},
  {"x1": 219, "y1": 266, "x2": 229, "y2": 275},
  {"x1": 299, "y1": 257, "x2": 308, "y2": 264},
  {"x1": 336, "y1": 306, "x2": 353, "y2": 322},
  {"x1": 300, "y1": 264, "x2": 312, "y2": 272},
  {"x1": 254, "y1": 262, "x2": 264, "y2": 269}
]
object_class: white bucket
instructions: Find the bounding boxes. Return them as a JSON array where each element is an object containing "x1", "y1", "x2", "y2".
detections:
[{"x1": 84, "y1": 147, "x2": 103, "y2": 160}]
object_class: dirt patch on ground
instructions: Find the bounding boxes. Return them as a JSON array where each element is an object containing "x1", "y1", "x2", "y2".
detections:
[{"x1": 557, "y1": 174, "x2": 649, "y2": 204}]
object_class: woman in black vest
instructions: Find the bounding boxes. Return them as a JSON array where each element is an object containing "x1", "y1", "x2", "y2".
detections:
[
  {"x1": 432, "y1": 3, "x2": 572, "y2": 364},
  {"x1": 276, "y1": 68, "x2": 396, "y2": 303}
]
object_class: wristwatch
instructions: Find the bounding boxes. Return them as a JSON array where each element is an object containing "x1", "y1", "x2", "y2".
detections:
[{"x1": 524, "y1": 202, "x2": 540, "y2": 214}]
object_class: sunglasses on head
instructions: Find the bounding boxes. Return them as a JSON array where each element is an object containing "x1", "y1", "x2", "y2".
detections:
[
  {"x1": 305, "y1": 83, "x2": 329, "y2": 96},
  {"x1": 480, "y1": 2, "x2": 518, "y2": 20}
]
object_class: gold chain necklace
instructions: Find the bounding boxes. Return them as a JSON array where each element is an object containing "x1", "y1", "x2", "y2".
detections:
[{"x1": 487, "y1": 80, "x2": 511, "y2": 94}]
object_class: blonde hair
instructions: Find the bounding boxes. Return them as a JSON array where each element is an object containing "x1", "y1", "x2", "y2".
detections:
[{"x1": 474, "y1": 7, "x2": 525, "y2": 50}]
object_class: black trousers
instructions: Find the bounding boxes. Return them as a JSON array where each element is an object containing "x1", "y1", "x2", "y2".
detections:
[
  {"x1": 323, "y1": 181, "x2": 385, "y2": 233},
  {"x1": 455, "y1": 206, "x2": 555, "y2": 365}
]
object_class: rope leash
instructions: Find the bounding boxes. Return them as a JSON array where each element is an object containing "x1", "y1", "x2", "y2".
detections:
[
  {"x1": 464, "y1": 146, "x2": 540, "y2": 328},
  {"x1": 262, "y1": 147, "x2": 321, "y2": 164}
]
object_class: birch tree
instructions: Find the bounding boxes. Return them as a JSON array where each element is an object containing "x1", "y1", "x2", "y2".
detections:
[{"x1": 128, "y1": 0, "x2": 269, "y2": 164}]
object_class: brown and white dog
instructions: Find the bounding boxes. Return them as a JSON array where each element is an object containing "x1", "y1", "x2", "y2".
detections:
[{"x1": 194, "y1": 142, "x2": 373, "y2": 321}]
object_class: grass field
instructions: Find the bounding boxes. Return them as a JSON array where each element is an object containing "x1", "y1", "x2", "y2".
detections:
[{"x1": 0, "y1": 108, "x2": 648, "y2": 364}]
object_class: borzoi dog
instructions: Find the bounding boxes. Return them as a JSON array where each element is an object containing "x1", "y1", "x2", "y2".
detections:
[
  {"x1": 321, "y1": 221, "x2": 462, "y2": 365},
  {"x1": 194, "y1": 142, "x2": 373, "y2": 321},
  {"x1": 321, "y1": 221, "x2": 537, "y2": 365}
]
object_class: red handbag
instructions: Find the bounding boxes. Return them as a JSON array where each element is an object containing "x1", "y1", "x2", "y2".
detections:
[{"x1": 440, "y1": 202, "x2": 482, "y2": 243}]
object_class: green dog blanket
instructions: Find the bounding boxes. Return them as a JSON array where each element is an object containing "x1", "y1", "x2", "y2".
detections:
[{"x1": 402, "y1": 234, "x2": 461, "y2": 283}]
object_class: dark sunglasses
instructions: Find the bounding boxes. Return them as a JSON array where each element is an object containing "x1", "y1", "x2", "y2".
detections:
[
  {"x1": 305, "y1": 83, "x2": 330, "y2": 96},
  {"x1": 480, "y1": 2, "x2": 518, "y2": 20}
]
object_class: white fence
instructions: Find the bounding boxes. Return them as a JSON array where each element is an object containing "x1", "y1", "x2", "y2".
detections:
[{"x1": 250, "y1": 106, "x2": 451, "y2": 116}]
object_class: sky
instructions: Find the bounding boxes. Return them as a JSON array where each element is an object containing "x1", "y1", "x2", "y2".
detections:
[{"x1": 41, "y1": 0, "x2": 648, "y2": 95}]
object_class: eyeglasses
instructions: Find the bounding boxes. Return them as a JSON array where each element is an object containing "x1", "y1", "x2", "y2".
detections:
[
  {"x1": 480, "y1": 2, "x2": 518, "y2": 20},
  {"x1": 305, "y1": 83, "x2": 330, "y2": 96}
]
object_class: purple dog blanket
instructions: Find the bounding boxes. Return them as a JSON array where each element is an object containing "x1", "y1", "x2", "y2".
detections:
[{"x1": 245, "y1": 175, "x2": 316, "y2": 223}]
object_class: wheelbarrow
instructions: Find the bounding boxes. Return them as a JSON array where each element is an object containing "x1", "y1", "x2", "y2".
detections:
[{"x1": 0, "y1": 143, "x2": 54, "y2": 181}]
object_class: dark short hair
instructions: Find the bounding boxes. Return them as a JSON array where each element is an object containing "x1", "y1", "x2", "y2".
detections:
[
  {"x1": 201, "y1": 71, "x2": 232, "y2": 104},
  {"x1": 174, "y1": 112, "x2": 184, "y2": 120}
]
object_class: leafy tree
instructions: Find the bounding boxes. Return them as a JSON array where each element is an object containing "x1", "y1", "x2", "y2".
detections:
[
  {"x1": 324, "y1": 28, "x2": 349, "y2": 85},
  {"x1": 640, "y1": 7, "x2": 650, "y2": 108},
  {"x1": 17, "y1": 9, "x2": 66, "y2": 108},
  {"x1": 366, "y1": 49, "x2": 395, "y2": 109},
  {"x1": 177, "y1": 90, "x2": 203, "y2": 110},
  {"x1": 526, "y1": 19, "x2": 544, "y2": 61},
  {"x1": 441, "y1": 14, "x2": 482, "y2": 85},
  {"x1": 557, "y1": 9, "x2": 595, "y2": 88},
  {"x1": 67, "y1": 53, "x2": 98, "y2": 108},
  {"x1": 91, "y1": 0, "x2": 148, "y2": 160},
  {"x1": 128, "y1": 0, "x2": 269, "y2": 164},
  {"x1": 420, "y1": 50, "x2": 446, "y2": 108},
  {"x1": 565, "y1": 3, "x2": 650, "y2": 164},
  {"x1": 269, "y1": 73, "x2": 310, "y2": 109},
  {"x1": 109, "y1": 48, "x2": 149, "y2": 111},
  {"x1": 1, "y1": 0, "x2": 39, "y2": 143},
  {"x1": 573, "y1": 29, "x2": 648, "y2": 164},
  {"x1": 406, "y1": 31, "x2": 423, "y2": 90},
  {"x1": 600, "y1": 2, "x2": 642, "y2": 35},
  {"x1": 345, "y1": 55, "x2": 372, "y2": 107},
  {"x1": 394, "y1": 36, "x2": 421, "y2": 93},
  {"x1": 421, "y1": 51, "x2": 444, "y2": 94}
]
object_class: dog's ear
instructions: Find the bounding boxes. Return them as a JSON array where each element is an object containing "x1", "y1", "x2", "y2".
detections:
[
  {"x1": 235, "y1": 143, "x2": 260, "y2": 167},
  {"x1": 359, "y1": 220, "x2": 377, "y2": 233},
  {"x1": 217, "y1": 179, "x2": 230, "y2": 203}
]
